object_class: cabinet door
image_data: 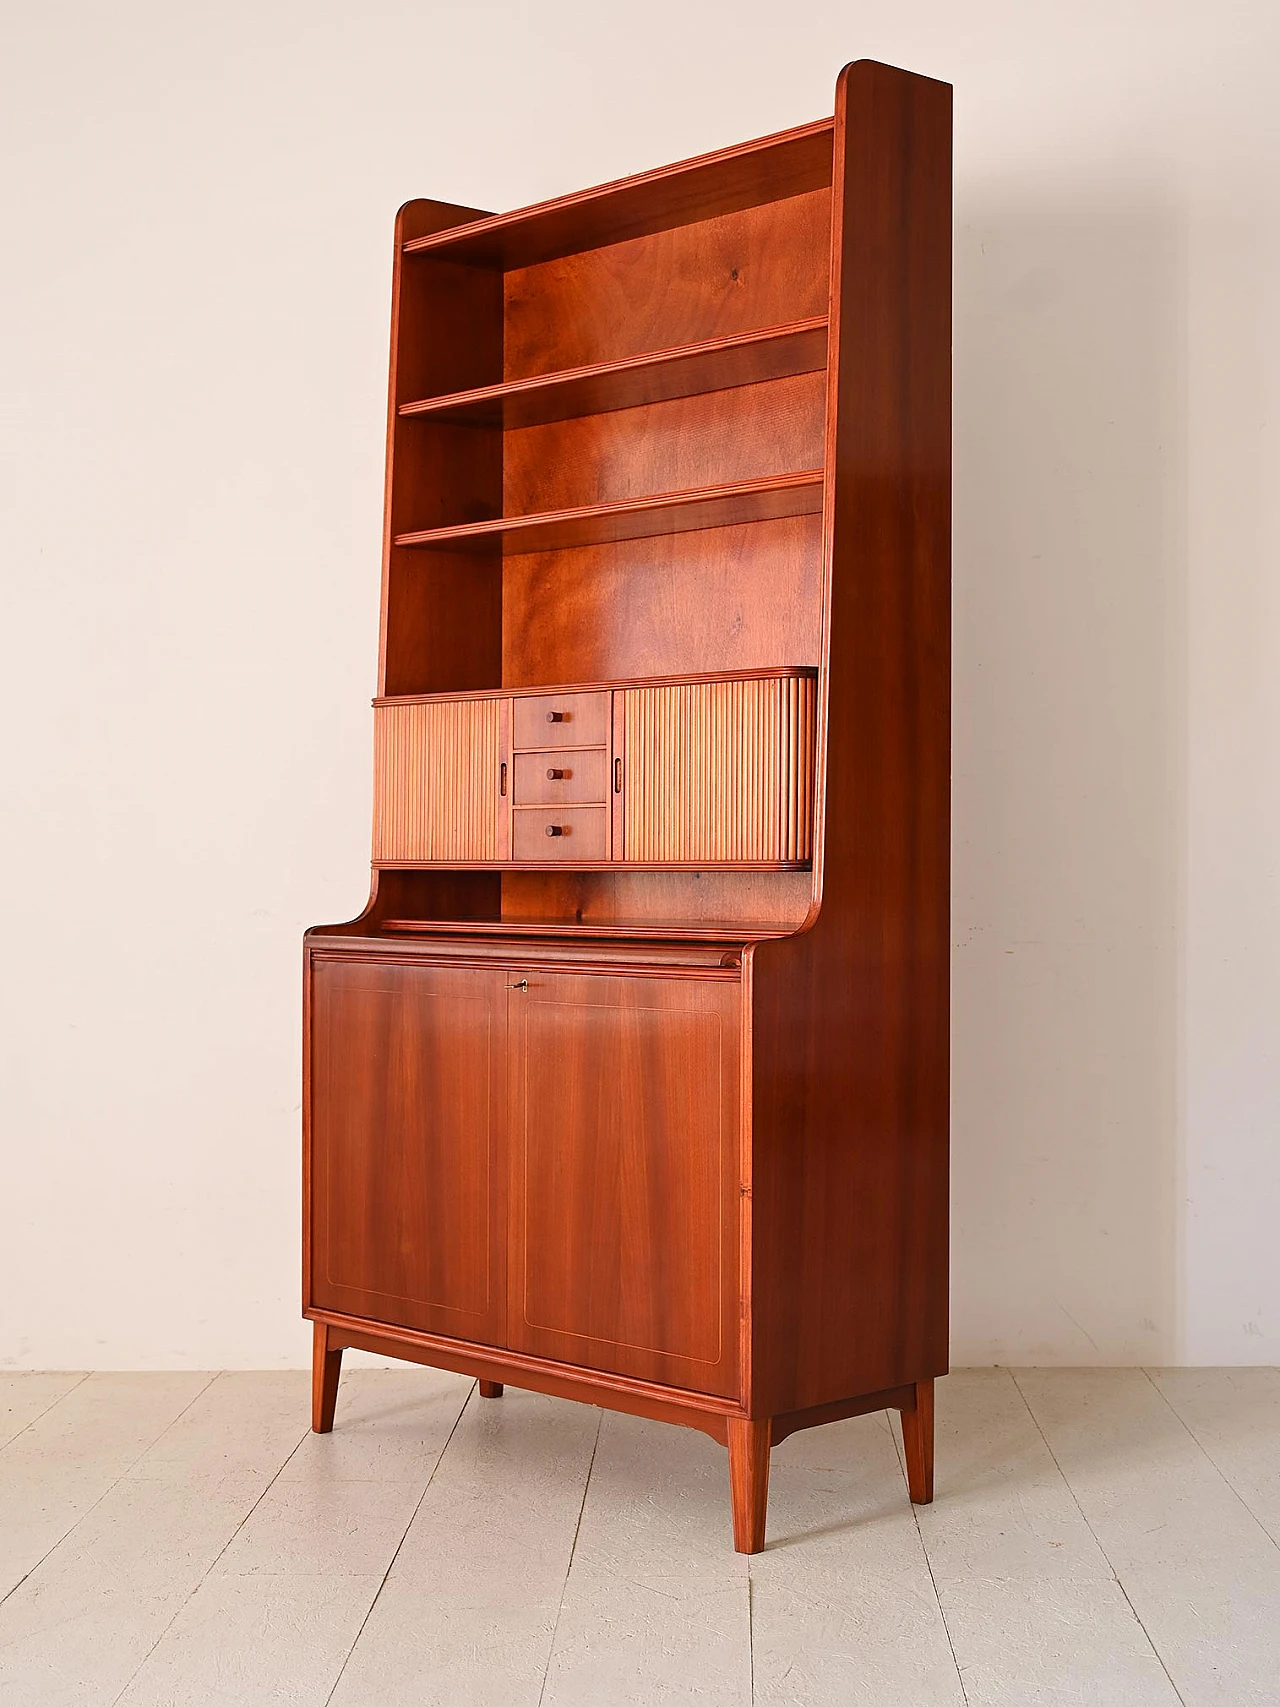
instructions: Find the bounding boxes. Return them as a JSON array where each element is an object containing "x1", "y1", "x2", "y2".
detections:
[
  {"x1": 308, "y1": 957, "x2": 507, "y2": 1346},
  {"x1": 619, "y1": 674, "x2": 815, "y2": 863},
  {"x1": 372, "y1": 698, "x2": 507, "y2": 862},
  {"x1": 509, "y1": 973, "x2": 740, "y2": 1397}
]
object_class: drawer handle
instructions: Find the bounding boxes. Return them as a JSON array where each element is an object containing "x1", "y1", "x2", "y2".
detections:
[
  {"x1": 545, "y1": 824, "x2": 566, "y2": 837},
  {"x1": 546, "y1": 767, "x2": 568, "y2": 780},
  {"x1": 545, "y1": 710, "x2": 566, "y2": 723}
]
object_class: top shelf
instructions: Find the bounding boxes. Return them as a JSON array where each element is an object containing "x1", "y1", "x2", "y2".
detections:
[{"x1": 402, "y1": 118, "x2": 834, "y2": 269}]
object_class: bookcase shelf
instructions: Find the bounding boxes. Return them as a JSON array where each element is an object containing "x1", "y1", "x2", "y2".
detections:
[
  {"x1": 401, "y1": 118, "x2": 834, "y2": 268},
  {"x1": 398, "y1": 318, "x2": 829, "y2": 429},
  {"x1": 392, "y1": 471, "x2": 825, "y2": 555}
]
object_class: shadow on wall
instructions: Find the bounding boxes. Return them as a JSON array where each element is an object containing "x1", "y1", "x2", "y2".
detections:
[{"x1": 949, "y1": 186, "x2": 1184, "y2": 1365}]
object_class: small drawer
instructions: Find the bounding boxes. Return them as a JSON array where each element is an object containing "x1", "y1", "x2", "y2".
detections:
[
  {"x1": 512, "y1": 806, "x2": 609, "y2": 862},
  {"x1": 513, "y1": 690, "x2": 608, "y2": 750},
  {"x1": 513, "y1": 749, "x2": 608, "y2": 806}
]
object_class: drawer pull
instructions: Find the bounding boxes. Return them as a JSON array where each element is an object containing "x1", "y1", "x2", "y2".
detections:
[
  {"x1": 546, "y1": 767, "x2": 568, "y2": 780},
  {"x1": 545, "y1": 823, "x2": 566, "y2": 837},
  {"x1": 546, "y1": 710, "x2": 566, "y2": 724}
]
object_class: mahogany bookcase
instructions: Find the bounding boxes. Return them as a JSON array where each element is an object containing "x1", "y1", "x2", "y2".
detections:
[{"x1": 303, "y1": 58, "x2": 951, "y2": 1553}]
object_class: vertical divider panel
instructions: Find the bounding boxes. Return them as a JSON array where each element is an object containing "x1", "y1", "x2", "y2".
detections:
[
  {"x1": 496, "y1": 696, "x2": 513, "y2": 862},
  {"x1": 382, "y1": 201, "x2": 505, "y2": 698},
  {"x1": 611, "y1": 690, "x2": 627, "y2": 861}
]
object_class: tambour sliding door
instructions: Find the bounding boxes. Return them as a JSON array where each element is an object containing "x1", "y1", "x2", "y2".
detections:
[{"x1": 618, "y1": 674, "x2": 816, "y2": 863}]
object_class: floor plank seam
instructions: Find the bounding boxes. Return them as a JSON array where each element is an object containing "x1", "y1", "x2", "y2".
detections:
[
  {"x1": 535, "y1": 1406, "x2": 603, "y2": 1707},
  {"x1": 1139, "y1": 1366, "x2": 1280, "y2": 1556},
  {"x1": 1113, "y1": 1576, "x2": 1191, "y2": 1707},
  {"x1": 746, "y1": 1567, "x2": 755, "y2": 1705},
  {"x1": 0, "y1": 1372, "x2": 91, "y2": 1458},
  {"x1": 0, "y1": 1370, "x2": 219, "y2": 1615},
  {"x1": 1008, "y1": 1369, "x2": 1191, "y2": 1707},
  {"x1": 105, "y1": 1381, "x2": 315, "y2": 1707},
  {"x1": 889, "y1": 1407, "x2": 972, "y2": 1705},
  {"x1": 320, "y1": 1375, "x2": 478, "y2": 1707}
]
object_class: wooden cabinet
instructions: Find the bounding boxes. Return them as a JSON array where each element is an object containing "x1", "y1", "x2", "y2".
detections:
[
  {"x1": 309, "y1": 960, "x2": 739, "y2": 1394},
  {"x1": 305, "y1": 59, "x2": 951, "y2": 1555}
]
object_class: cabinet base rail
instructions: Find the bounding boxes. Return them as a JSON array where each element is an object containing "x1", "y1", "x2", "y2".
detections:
[{"x1": 307, "y1": 1313, "x2": 935, "y2": 1554}]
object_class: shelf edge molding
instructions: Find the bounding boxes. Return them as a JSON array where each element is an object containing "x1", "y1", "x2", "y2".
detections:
[{"x1": 377, "y1": 919, "x2": 788, "y2": 942}]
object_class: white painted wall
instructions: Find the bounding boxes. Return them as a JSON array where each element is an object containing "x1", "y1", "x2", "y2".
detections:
[{"x1": 2, "y1": 1, "x2": 1277, "y2": 1369}]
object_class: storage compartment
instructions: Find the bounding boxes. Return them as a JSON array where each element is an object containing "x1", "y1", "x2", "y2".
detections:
[
  {"x1": 512, "y1": 804, "x2": 609, "y2": 861},
  {"x1": 513, "y1": 690, "x2": 609, "y2": 749},
  {"x1": 373, "y1": 669, "x2": 816, "y2": 870},
  {"x1": 514, "y1": 748, "x2": 609, "y2": 805}
]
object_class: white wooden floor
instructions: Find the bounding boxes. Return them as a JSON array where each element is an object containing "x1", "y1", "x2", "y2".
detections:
[{"x1": 2, "y1": 1368, "x2": 1279, "y2": 1705}]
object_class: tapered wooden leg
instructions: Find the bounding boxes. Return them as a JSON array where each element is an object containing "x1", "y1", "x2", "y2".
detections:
[
  {"x1": 478, "y1": 1379, "x2": 504, "y2": 1398},
  {"x1": 311, "y1": 1321, "x2": 343, "y2": 1434},
  {"x1": 900, "y1": 1378, "x2": 935, "y2": 1503},
  {"x1": 727, "y1": 1418, "x2": 771, "y2": 1553}
]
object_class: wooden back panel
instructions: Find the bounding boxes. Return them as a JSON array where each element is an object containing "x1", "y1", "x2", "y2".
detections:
[
  {"x1": 502, "y1": 516, "x2": 822, "y2": 690},
  {"x1": 503, "y1": 189, "x2": 831, "y2": 375}
]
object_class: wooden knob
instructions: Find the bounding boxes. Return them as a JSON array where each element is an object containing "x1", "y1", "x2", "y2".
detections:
[
  {"x1": 546, "y1": 767, "x2": 566, "y2": 780},
  {"x1": 545, "y1": 824, "x2": 565, "y2": 837},
  {"x1": 546, "y1": 710, "x2": 565, "y2": 723}
]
